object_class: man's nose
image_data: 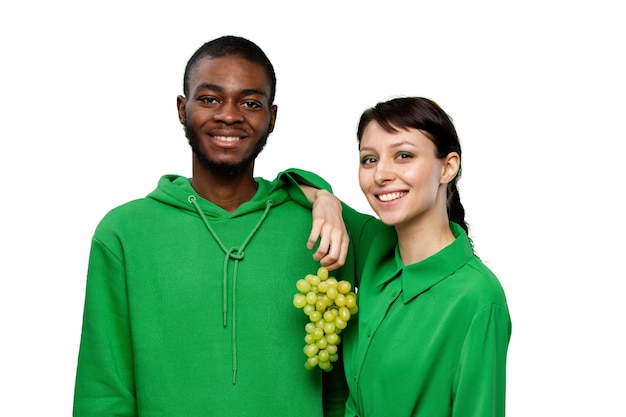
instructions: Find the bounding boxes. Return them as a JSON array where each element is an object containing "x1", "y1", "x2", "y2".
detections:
[{"x1": 214, "y1": 101, "x2": 244, "y2": 124}]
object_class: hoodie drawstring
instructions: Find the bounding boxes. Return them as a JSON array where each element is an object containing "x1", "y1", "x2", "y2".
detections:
[{"x1": 188, "y1": 196, "x2": 273, "y2": 384}]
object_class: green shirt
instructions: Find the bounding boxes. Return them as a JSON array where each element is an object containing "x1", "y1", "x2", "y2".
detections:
[{"x1": 342, "y1": 222, "x2": 511, "y2": 417}]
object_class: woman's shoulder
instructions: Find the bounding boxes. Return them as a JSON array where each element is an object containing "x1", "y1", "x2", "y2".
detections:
[{"x1": 455, "y1": 255, "x2": 509, "y2": 308}]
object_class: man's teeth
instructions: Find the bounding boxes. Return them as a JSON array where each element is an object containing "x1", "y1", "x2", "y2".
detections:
[
  {"x1": 377, "y1": 192, "x2": 407, "y2": 202},
  {"x1": 215, "y1": 135, "x2": 241, "y2": 142}
]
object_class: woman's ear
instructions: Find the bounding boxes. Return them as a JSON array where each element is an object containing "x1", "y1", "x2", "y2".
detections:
[{"x1": 440, "y1": 152, "x2": 460, "y2": 184}]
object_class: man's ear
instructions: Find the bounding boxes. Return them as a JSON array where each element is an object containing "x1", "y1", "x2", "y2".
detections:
[
  {"x1": 440, "y1": 152, "x2": 460, "y2": 184},
  {"x1": 176, "y1": 95, "x2": 187, "y2": 124},
  {"x1": 268, "y1": 104, "x2": 278, "y2": 133}
]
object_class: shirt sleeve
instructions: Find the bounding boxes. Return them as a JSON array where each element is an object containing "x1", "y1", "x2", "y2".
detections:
[
  {"x1": 453, "y1": 303, "x2": 512, "y2": 417},
  {"x1": 73, "y1": 237, "x2": 137, "y2": 417},
  {"x1": 277, "y1": 168, "x2": 334, "y2": 208}
]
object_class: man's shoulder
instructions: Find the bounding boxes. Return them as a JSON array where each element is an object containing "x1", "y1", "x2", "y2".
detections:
[{"x1": 94, "y1": 197, "x2": 158, "y2": 231}]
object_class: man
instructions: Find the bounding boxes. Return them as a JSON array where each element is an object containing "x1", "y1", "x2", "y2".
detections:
[{"x1": 73, "y1": 35, "x2": 351, "y2": 417}]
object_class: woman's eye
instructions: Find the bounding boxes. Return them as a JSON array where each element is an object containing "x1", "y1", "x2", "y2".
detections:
[
  {"x1": 361, "y1": 156, "x2": 377, "y2": 165},
  {"x1": 396, "y1": 152, "x2": 413, "y2": 160}
]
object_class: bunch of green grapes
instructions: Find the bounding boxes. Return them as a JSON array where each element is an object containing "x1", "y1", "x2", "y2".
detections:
[{"x1": 293, "y1": 266, "x2": 358, "y2": 371}]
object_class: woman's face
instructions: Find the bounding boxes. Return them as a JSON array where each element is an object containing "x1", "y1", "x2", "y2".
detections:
[{"x1": 358, "y1": 121, "x2": 457, "y2": 229}]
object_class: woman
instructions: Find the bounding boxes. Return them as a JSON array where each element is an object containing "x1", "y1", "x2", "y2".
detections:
[
  {"x1": 297, "y1": 96, "x2": 511, "y2": 416},
  {"x1": 348, "y1": 96, "x2": 512, "y2": 416}
]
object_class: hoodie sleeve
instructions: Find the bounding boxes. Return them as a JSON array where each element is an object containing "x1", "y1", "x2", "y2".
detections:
[{"x1": 73, "y1": 234, "x2": 137, "y2": 417}]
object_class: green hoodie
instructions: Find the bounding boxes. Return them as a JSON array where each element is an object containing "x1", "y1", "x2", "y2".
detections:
[{"x1": 73, "y1": 171, "x2": 368, "y2": 417}]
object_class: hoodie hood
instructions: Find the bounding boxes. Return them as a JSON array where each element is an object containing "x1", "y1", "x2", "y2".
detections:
[{"x1": 147, "y1": 174, "x2": 291, "y2": 217}]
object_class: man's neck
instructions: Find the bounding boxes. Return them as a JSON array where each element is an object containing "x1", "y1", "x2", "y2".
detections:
[{"x1": 191, "y1": 168, "x2": 258, "y2": 213}]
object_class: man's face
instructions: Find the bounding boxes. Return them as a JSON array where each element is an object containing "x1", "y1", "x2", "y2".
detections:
[{"x1": 177, "y1": 55, "x2": 277, "y2": 177}]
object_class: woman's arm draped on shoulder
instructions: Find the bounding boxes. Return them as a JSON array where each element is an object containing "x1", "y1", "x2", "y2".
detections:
[
  {"x1": 278, "y1": 168, "x2": 348, "y2": 271},
  {"x1": 278, "y1": 168, "x2": 389, "y2": 275}
]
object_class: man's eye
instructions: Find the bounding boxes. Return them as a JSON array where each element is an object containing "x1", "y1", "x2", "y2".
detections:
[
  {"x1": 200, "y1": 97, "x2": 218, "y2": 104},
  {"x1": 242, "y1": 101, "x2": 261, "y2": 109}
]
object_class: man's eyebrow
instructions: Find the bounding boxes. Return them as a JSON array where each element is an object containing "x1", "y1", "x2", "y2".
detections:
[
  {"x1": 196, "y1": 83, "x2": 223, "y2": 92},
  {"x1": 240, "y1": 88, "x2": 268, "y2": 98},
  {"x1": 196, "y1": 83, "x2": 267, "y2": 98}
]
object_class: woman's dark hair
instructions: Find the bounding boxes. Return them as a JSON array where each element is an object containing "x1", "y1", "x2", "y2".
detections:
[
  {"x1": 356, "y1": 96, "x2": 468, "y2": 234},
  {"x1": 183, "y1": 35, "x2": 277, "y2": 105}
]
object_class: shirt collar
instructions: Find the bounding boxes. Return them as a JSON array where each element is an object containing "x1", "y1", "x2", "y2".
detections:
[{"x1": 374, "y1": 222, "x2": 474, "y2": 303}]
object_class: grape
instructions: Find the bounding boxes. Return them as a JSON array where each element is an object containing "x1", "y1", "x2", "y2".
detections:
[
  {"x1": 337, "y1": 280, "x2": 351, "y2": 294},
  {"x1": 309, "y1": 310, "x2": 322, "y2": 323},
  {"x1": 325, "y1": 333, "x2": 340, "y2": 346},
  {"x1": 323, "y1": 309, "x2": 337, "y2": 322},
  {"x1": 334, "y1": 293, "x2": 346, "y2": 307},
  {"x1": 317, "y1": 281, "x2": 329, "y2": 293},
  {"x1": 305, "y1": 291, "x2": 317, "y2": 305},
  {"x1": 316, "y1": 337, "x2": 328, "y2": 349},
  {"x1": 325, "y1": 344, "x2": 338, "y2": 355},
  {"x1": 311, "y1": 327, "x2": 324, "y2": 341},
  {"x1": 293, "y1": 266, "x2": 358, "y2": 372},
  {"x1": 317, "y1": 266, "x2": 329, "y2": 281},
  {"x1": 293, "y1": 293, "x2": 307, "y2": 309},
  {"x1": 304, "y1": 343, "x2": 319, "y2": 358},
  {"x1": 345, "y1": 293, "x2": 357, "y2": 309},
  {"x1": 305, "y1": 356, "x2": 319, "y2": 370},
  {"x1": 323, "y1": 321, "x2": 336, "y2": 335},
  {"x1": 305, "y1": 274, "x2": 320, "y2": 287},
  {"x1": 338, "y1": 306, "x2": 351, "y2": 322},
  {"x1": 296, "y1": 279, "x2": 312, "y2": 293},
  {"x1": 326, "y1": 286, "x2": 338, "y2": 300},
  {"x1": 303, "y1": 304, "x2": 315, "y2": 316},
  {"x1": 334, "y1": 316, "x2": 347, "y2": 330}
]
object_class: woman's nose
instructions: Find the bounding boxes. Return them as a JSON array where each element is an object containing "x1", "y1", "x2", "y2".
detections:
[{"x1": 374, "y1": 162, "x2": 394, "y2": 185}]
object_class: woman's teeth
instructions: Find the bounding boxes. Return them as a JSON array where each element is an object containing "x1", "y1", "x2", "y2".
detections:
[{"x1": 377, "y1": 191, "x2": 407, "y2": 202}]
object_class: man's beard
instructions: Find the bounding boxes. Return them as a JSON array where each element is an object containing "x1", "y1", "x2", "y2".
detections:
[{"x1": 184, "y1": 124, "x2": 269, "y2": 177}]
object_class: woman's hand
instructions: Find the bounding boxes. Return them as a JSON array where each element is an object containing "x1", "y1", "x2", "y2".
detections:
[{"x1": 301, "y1": 185, "x2": 349, "y2": 271}]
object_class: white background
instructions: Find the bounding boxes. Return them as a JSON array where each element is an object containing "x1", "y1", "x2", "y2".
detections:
[{"x1": 1, "y1": 1, "x2": 624, "y2": 415}]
